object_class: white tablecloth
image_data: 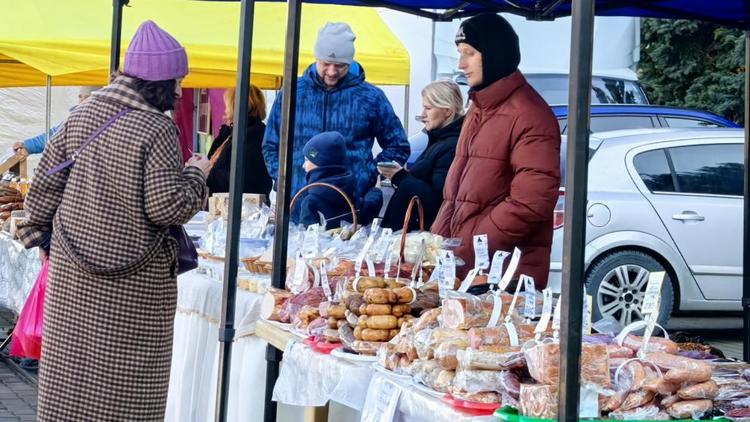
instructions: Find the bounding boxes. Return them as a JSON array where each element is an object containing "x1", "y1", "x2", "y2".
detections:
[
  {"x1": 0, "y1": 233, "x2": 39, "y2": 314},
  {"x1": 166, "y1": 270, "x2": 267, "y2": 422}
]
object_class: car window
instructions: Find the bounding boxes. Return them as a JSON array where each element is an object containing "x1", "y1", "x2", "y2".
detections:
[
  {"x1": 662, "y1": 116, "x2": 720, "y2": 128},
  {"x1": 558, "y1": 118, "x2": 568, "y2": 134},
  {"x1": 525, "y1": 75, "x2": 650, "y2": 105},
  {"x1": 633, "y1": 150, "x2": 676, "y2": 193},
  {"x1": 667, "y1": 144, "x2": 743, "y2": 196},
  {"x1": 590, "y1": 115, "x2": 656, "y2": 132}
]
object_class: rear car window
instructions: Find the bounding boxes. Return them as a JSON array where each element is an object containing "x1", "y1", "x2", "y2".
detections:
[
  {"x1": 633, "y1": 149, "x2": 676, "y2": 193},
  {"x1": 662, "y1": 116, "x2": 720, "y2": 128},
  {"x1": 667, "y1": 144, "x2": 743, "y2": 196}
]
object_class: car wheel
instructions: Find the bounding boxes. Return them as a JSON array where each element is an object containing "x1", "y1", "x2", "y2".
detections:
[{"x1": 586, "y1": 250, "x2": 674, "y2": 328}]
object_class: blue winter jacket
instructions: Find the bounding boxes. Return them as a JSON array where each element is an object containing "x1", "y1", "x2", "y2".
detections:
[{"x1": 263, "y1": 63, "x2": 410, "y2": 219}]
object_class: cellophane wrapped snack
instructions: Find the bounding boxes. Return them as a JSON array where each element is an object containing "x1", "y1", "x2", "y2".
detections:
[
  {"x1": 520, "y1": 384, "x2": 558, "y2": 419},
  {"x1": 456, "y1": 347, "x2": 525, "y2": 371},
  {"x1": 441, "y1": 292, "x2": 495, "y2": 329},
  {"x1": 467, "y1": 324, "x2": 535, "y2": 349},
  {"x1": 453, "y1": 369, "x2": 506, "y2": 394},
  {"x1": 278, "y1": 287, "x2": 326, "y2": 323},
  {"x1": 524, "y1": 342, "x2": 610, "y2": 389}
]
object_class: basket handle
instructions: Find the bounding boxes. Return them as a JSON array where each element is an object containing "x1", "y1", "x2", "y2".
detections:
[
  {"x1": 399, "y1": 196, "x2": 425, "y2": 261},
  {"x1": 289, "y1": 182, "x2": 359, "y2": 233}
]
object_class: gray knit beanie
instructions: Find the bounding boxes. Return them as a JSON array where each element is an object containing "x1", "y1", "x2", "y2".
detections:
[{"x1": 314, "y1": 22, "x2": 356, "y2": 64}]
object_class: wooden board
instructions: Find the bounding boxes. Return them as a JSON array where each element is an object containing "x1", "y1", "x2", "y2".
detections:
[
  {"x1": 0, "y1": 149, "x2": 28, "y2": 179},
  {"x1": 256, "y1": 319, "x2": 295, "y2": 351}
]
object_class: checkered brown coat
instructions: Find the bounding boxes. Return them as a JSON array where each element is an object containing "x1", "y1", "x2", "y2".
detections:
[{"x1": 20, "y1": 76, "x2": 207, "y2": 421}]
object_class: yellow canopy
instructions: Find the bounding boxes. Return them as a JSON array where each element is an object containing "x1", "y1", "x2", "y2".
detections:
[{"x1": 0, "y1": 0, "x2": 410, "y2": 89}]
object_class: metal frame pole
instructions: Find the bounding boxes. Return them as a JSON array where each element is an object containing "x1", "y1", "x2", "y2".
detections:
[
  {"x1": 263, "y1": 0, "x2": 303, "y2": 421},
  {"x1": 215, "y1": 0, "x2": 256, "y2": 420},
  {"x1": 558, "y1": 0, "x2": 595, "y2": 420},
  {"x1": 44, "y1": 76, "x2": 51, "y2": 146},
  {"x1": 109, "y1": 0, "x2": 129, "y2": 75},
  {"x1": 743, "y1": 30, "x2": 750, "y2": 363},
  {"x1": 403, "y1": 84, "x2": 410, "y2": 134},
  {"x1": 193, "y1": 89, "x2": 201, "y2": 154}
]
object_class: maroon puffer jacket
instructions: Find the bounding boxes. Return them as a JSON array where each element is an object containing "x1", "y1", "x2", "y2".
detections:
[{"x1": 431, "y1": 71, "x2": 561, "y2": 288}]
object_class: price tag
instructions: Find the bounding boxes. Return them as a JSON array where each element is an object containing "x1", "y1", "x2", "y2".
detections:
[
  {"x1": 487, "y1": 250, "x2": 510, "y2": 286},
  {"x1": 523, "y1": 276, "x2": 537, "y2": 320},
  {"x1": 499, "y1": 248, "x2": 522, "y2": 291},
  {"x1": 355, "y1": 236, "x2": 376, "y2": 277},
  {"x1": 302, "y1": 224, "x2": 320, "y2": 258},
  {"x1": 473, "y1": 234, "x2": 490, "y2": 271},
  {"x1": 552, "y1": 297, "x2": 562, "y2": 339},
  {"x1": 487, "y1": 294, "x2": 503, "y2": 327},
  {"x1": 505, "y1": 275, "x2": 525, "y2": 323},
  {"x1": 438, "y1": 250, "x2": 457, "y2": 296},
  {"x1": 361, "y1": 376, "x2": 402, "y2": 422},
  {"x1": 457, "y1": 268, "x2": 480, "y2": 293},
  {"x1": 410, "y1": 239, "x2": 427, "y2": 286},
  {"x1": 320, "y1": 261, "x2": 332, "y2": 301},
  {"x1": 291, "y1": 251, "x2": 307, "y2": 295},
  {"x1": 376, "y1": 229, "x2": 393, "y2": 261},
  {"x1": 383, "y1": 238, "x2": 395, "y2": 279},
  {"x1": 579, "y1": 387, "x2": 600, "y2": 418},
  {"x1": 366, "y1": 258, "x2": 376, "y2": 278},
  {"x1": 641, "y1": 271, "x2": 665, "y2": 316},
  {"x1": 582, "y1": 294, "x2": 593, "y2": 335},
  {"x1": 535, "y1": 289, "x2": 554, "y2": 335},
  {"x1": 371, "y1": 218, "x2": 381, "y2": 237}
]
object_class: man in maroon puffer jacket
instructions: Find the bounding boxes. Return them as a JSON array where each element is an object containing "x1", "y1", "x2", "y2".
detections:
[{"x1": 432, "y1": 13, "x2": 561, "y2": 289}]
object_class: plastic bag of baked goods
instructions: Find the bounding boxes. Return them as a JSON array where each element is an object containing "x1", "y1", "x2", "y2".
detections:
[
  {"x1": 441, "y1": 291, "x2": 496, "y2": 329},
  {"x1": 453, "y1": 369, "x2": 505, "y2": 394},
  {"x1": 525, "y1": 342, "x2": 610, "y2": 389},
  {"x1": 434, "y1": 341, "x2": 469, "y2": 370},
  {"x1": 456, "y1": 347, "x2": 525, "y2": 371},
  {"x1": 467, "y1": 324, "x2": 535, "y2": 349},
  {"x1": 519, "y1": 384, "x2": 558, "y2": 419},
  {"x1": 414, "y1": 328, "x2": 468, "y2": 360}
]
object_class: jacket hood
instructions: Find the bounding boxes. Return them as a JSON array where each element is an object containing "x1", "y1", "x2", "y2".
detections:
[{"x1": 92, "y1": 75, "x2": 168, "y2": 116}]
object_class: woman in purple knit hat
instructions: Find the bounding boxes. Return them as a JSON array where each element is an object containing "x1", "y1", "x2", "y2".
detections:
[{"x1": 17, "y1": 21, "x2": 210, "y2": 420}]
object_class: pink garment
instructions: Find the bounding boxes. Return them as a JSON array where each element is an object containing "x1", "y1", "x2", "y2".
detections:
[
  {"x1": 208, "y1": 89, "x2": 227, "y2": 139},
  {"x1": 173, "y1": 88, "x2": 195, "y2": 163}
]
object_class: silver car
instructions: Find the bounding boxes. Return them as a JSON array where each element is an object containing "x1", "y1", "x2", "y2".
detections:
[{"x1": 548, "y1": 128, "x2": 744, "y2": 326}]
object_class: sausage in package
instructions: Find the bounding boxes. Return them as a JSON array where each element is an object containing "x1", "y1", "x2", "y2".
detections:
[{"x1": 524, "y1": 342, "x2": 611, "y2": 389}]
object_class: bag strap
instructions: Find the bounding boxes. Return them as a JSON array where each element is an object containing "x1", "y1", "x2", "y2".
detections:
[{"x1": 46, "y1": 108, "x2": 133, "y2": 176}]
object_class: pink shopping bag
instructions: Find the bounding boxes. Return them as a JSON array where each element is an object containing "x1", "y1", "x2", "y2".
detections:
[{"x1": 9, "y1": 260, "x2": 49, "y2": 360}]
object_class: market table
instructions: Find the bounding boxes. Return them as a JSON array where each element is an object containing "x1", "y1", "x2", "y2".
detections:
[
  {"x1": 165, "y1": 268, "x2": 267, "y2": 422},
  {"x1": 259, "y1": 320, "x2": 497, "y2": 422},
  {"x1": 0, "y1": 232, "x2": 39, "y2": 315}
]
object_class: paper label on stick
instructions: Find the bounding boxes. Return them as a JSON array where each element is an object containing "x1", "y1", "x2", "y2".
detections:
[
  {"x1": 504, "y1": 321, "x2": 519, "y2": 346},
  {"x1": 552, "y1": 297, "x2": 562, "y2": 339},
  {"x1": 457, "y1": 268, "x2": 479, "y2": 293},
  {"x1": 376, "y1": 229, "x2": 393, "y2": 261},
  {"x1": 535, "y1": 289, "x2": 553, "y2": 335},
  {"x1": 487, "y1": 294, "x2": 503, "y2": 327},
  {"x1": 582, "y1": 294, "x2": 593, "y2": 335},
  {"x1": 523, "y1": 276, "x2": 537, "y2": 320},
  {"x1": 320, "y1": 261, "x2": 332, "y2": 300},
  {"x1": 383, "y1": 238, "x2": 396, "y2": 279},
  {"x1": 488, "y1": 250, "x2": 510, "y2": 286},
  {"x1": 641, "y1": 271, "x2": 665, "y2": 316},
  {"x1": 366, "y1": 259, "x2": 376, "y2": 278},
  {"x1": 291, "y1": 251, "x2": 307, "y2": 294},
  {"x1": 473, "y1": 234, "x2": 490, "y2": 271},
  {"x1": 355, "y1": 236, "x2": 375, "y2": 277},
  {"x1": 499, "y1": 248, "x2": 522, "y2": 291},
  {"x1": 504, "y1": 275, "x2": 525, "y2": 323},
  {"x1": 302, "y1": 224, "x2": 320, "y2": 258},
  {"x1": 361, "y1": 375, "x2": 402, "y2": 422}
]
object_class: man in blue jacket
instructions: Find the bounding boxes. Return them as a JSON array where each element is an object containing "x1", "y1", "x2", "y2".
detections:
[
  {"x1": 263, "y1": 22, "x2": 410, "y2": 223},
  {"x1": 13, "y1": 86, "x2": 100, "y2": 155}
]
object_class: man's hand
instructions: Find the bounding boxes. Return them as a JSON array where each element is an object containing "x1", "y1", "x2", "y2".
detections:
[{"x1": 377, "y1": 162, "x2": 403, "y2": 180}]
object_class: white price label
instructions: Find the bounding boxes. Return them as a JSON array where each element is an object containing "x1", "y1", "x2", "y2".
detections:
[
  {"x1": 320, "y1": 261, "x2": 332, "y2": 300},
  {"x1": 582, "y1": 294, "x2": 593, "y2": 335},
  {"x1": 535, "y1": 289, "x2": 554, "y2": 335},
  {"x1": 505, "y1": 275, "x2": 525, "y2": 323},
  {"x1": 302, "y1": 224, "x2": 320, "y2": 258},
  {"x1": 439, "y1": 250, "x2": 457, "y2": 295},
  {"x1": 499, "y1": 248, "x2": 522, "y2": 291},
  {"x1": 487, "y1": 294, "x2": 503, "y2": 327},
  {"x1": 524, "y1": 276, "x2": 537, "y2": 320},
  {"x1": 361, "y1": 376, "x2": 402, "y2": 422},
  {"x1": 366, "y1": 259, "x2": 376, "y2": 278},
  {"x1": 488, "y1": 250, "x2": 510, "y2": 286},
  {"x1": 291, "y1": 251, "x2": 307, "y2": 294},
  {"x1": 473, "y1": 234, "x2": 490, "y2": 270},
  {"x1": 457, "y1": 268, "x2": 479, "y2": 293},
  {"x1": 552, "y1": 297, "x2": 562, "y2": 334},
  {"x1": 383, "y1": 238, "x2": 396, "y2": 279},
  {"x1": 355, "y1": 236, "x2": 376, "y2": 277},
  {"x1": 641, "y1": 271, "x2": 665, "y2": 315},
  {"x1": 376, "y1": 229, "x2": 394, "y2": 261},
  {"x1": 504, "y1": 321, "x2": 520, "y2": 347}
]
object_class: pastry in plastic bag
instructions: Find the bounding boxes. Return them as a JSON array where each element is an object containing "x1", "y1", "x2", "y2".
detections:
[
  {"x1": 666, "y1": 399, "x2": 713, "y2": 419},
  {"x1": 519, "y1": 384, "x2": 557, "y2": 419},
  {"x1": 352, "y1": 341, "x2": 381, "y2": 356},
  {"x1": 319, "y1": 301, "x2": 346, "y2": 319},
  {"x1": 620, "y1": 390, "x2": 654, "y2": 411},
  {"x1": 467, "y1": 324, "x2": 535, "y2": 349},
  {"x1": 450, "y1": 389, "x2": 501, "y2": 404},
  {"x1": 525, "y1": 342, "x2": 610, "y2": 388},
  {"x1": 678, "y1": 380, "x2": 719, "y2": 400},
  {"x1": 453, "y1": 370, "x2": 505, "y2": 394},
  {"x1": 609, "y1": 405, "x2": 666, "y2": 420},
  {"x1": 622, "y1": 335, "x2": 678, "y2": 354},
  {"x1": 644, "y1": 352, "x2": 712, "y2": 384},
  {"x1": 617, "y1": 360, "x2": 647, "y2": 392},
  {"x1": 278, "y1": 287, "x2": 326, "y2": 323},
  {"x1": 456, "y1": 347, "x2": 524, "y2": 371},
  {"x1": 441, "y1": 292, "x2": 494, "y2": 329},
  {"x1": 433, "y1": 370, "x2": 456, "y2": 393},
  {"x1": 601, "y1": 390, "x2": 628, "y2": 413},
  {"x1": 413, "y1": 360, "x2": 443, "y2": 387},
  {"x1": 435, "y1": 341, "x2": 469, "y2": 370},
  {"x1": 607, "y1": 344, "x2": 635, "y2": 359},
  {"x1": 413, "y1": 308, "x2": 441, "y2": 332},
  {"x1": 260, "y1": 288, "x2": 294, "y2": 321}
]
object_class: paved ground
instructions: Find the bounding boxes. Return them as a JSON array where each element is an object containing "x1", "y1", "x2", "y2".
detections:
[{"x1": 0, "y1": 307, "x2": 37, "y2": 421}]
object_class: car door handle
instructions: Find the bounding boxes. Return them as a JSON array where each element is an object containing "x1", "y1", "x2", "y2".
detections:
[{"x1": 672, "y1": 212, "x2": 705, "y2": 222}]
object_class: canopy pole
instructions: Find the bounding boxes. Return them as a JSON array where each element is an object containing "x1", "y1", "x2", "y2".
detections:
[
  {"x1": 44, "y1": 76, "x2": 51, "y2": 148},
  {"x1": 743, "y1": 30, "x2": 750, "y2": 363},
  {"x1": 215, "y1": 0, "x2": 256, "y2": 420},
  {"x1": 403, "y1": 84, "x2": 410, "y2": 134},
  {"x1": 193, "y1": 89, "x2": 201, "y2": 154},
  {"x1": 109, "y1": 0, "x2": 129, "y2": 75},
  {"x1": 264, "y1": 0, "x2": 303, "y2": 420},
  {"x1": 558, "y1": 0, "x2": 595, "y2": 420}
]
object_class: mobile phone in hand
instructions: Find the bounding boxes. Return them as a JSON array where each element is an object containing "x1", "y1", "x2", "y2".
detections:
[{"x1": 377, "y1": 161, "x2": 399, "y2": 169}]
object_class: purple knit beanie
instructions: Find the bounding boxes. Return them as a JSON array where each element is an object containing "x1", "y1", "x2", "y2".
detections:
[{"x1": 124, "y1": 20, "x2": 188, "y2": 81}]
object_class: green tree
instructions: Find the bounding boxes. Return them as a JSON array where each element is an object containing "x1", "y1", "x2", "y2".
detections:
[{"x1": 638, "y1": 18, "x2": 746, "y2": 125}]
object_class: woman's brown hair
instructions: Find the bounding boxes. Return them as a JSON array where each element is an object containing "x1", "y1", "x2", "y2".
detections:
[{"x1": 223, "y1": 85, "x2": 266, "y2": 124}]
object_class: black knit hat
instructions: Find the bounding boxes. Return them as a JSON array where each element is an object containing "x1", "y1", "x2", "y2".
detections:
[{"x1": 455, "y1": 13, "x2": 520, "y2": 89}]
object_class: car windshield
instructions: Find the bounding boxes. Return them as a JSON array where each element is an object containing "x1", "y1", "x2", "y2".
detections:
[{"x1": 526, "y1": 74, "x2": 649, "y2": 105}]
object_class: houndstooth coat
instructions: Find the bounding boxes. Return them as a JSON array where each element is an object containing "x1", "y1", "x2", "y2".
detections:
[{"x1": 19, "y1": 76, "x2": 207, "y2": 421}]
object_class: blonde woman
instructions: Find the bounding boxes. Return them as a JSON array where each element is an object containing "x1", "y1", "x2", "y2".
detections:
[
  {"x1": 206, "y1": 84, "x2": 272, "y2": 196},
  {"x1": 379, "y1": 80, "x2": 464, "y2": 230}
]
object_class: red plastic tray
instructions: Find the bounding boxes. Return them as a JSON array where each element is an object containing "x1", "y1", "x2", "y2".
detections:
[
  {"x1": 303, "y1": 336, "x2": 343, "y2": 354},
  {"x1": 442, "y1": 394, "x2": 502, "y2": 416}
]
